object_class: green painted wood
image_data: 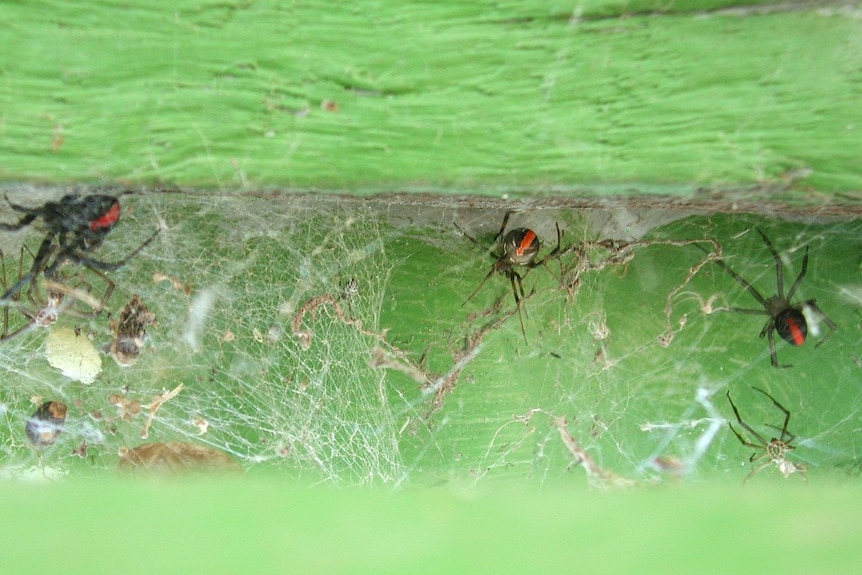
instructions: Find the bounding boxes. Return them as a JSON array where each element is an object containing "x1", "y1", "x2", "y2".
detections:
[{"x1": 1, "y1": 1, "x2": 860, "y2": 193}]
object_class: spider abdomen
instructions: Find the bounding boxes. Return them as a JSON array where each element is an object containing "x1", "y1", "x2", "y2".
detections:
[
  {"x1": 503, "y1": 228, "x2": 539, "y2": 265},
  {"x1": 44, "y1": 195, "x2": 121, "y2": 235},
  {"x1": 775, "y1": 308, "x2": 807, "y2": 346},
  {"x1": 87, "y1": 199, "x2": 121, "y2": 232}
]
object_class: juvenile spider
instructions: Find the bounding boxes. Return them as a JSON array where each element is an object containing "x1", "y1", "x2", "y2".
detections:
[
  {"x1": 726, "y1": 387, "x2": 807, "y2": 482},
  {"x1": 0, "y1": 193, "x2": 159, "y2": 303},
  {"x1": 455, "y1": 211, "x2": 561, "y2": 342},
  {"x1": 0, "y1": 248, "x2": 108, "y2": 342},
  {"x1": 704, "y1": 228, "x2": 835, "y2": 368}
]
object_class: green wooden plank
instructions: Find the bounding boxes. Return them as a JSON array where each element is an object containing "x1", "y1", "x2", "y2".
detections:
[{"x1": 1, "y1": 2, "x2": 859, "y2": 192}]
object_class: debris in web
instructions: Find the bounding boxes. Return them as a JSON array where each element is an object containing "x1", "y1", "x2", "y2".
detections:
[
  {"x1": 107, "y1": 294, "x2": 157, "y2": 367},
  {"x1": 291, "y1": 292, "x2": 389, "y2": 350},
  {"x1": 558, "y1": 236, "x2": 723, "y2": 348},
  {"x1": 117, "y1": 441, "x2": 242, "y2": 474},
  {"x1": 551, "y1": 414, "x2": 637, "y2": 489},
  {"x1": 140, "y1": 383, "x2": 184, "y2": 439},
  {"x1": 153, "y1": 272, "x2": 192, "y2": 295},
  {"x1": 640, "y1": 386, "x2": 725, "y2": 479},
  {"x1": 25, "y1": 400, "x2": 68, "y2": 448},
  {"x1": 369, "y1": 347, "x2": 428, "y2": 385},
  {"x1": 108, "y1": 393, "x2": 142, "y2": 423}
]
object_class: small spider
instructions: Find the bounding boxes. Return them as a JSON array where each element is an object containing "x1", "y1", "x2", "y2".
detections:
[
  {"x1": 704, "y1": 228, "x2": 835, "y2": 368},
  {"x1": 455, "y1": 211, "x2": 561, "y2": 341},
  {"x1": 340, "y1": 278, "x2": 359, "y2": 300},
  {"x1": 726, "y1": 387, "x2": 807, "y2": 482},
  {"x1": 0, "y1": 248, "x2": 108, "y2": 341},
  {"x1": 0, "y1": 193, "x2": 159, "y2": 303}
]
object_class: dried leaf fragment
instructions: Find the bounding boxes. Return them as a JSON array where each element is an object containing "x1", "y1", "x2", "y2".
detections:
[
  {"x1": 140, "y1": 383, "x2": 183, "y2": 439},
  {"x1": 117, "y1": 442, "x2": 242, "y2": 474}
]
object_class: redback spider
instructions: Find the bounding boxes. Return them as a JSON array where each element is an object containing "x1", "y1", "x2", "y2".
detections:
[
  {"x1": 726, "y1": 387, "x2": 807, "y2": 482},
  {"x1": 455, "y1": 211, "x2": 561, "y2": 342},
  {"x1": 703, "y1": 228, "x2": 835, "y2": 368},
  {"x1": 0, "y1": 193, "x2": 159, "y2": 304}
]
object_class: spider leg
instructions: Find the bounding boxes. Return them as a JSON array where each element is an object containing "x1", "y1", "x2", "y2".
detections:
[
  {"x1": 90, "y1": 270, "x2": 114, "y2": 314},
  {"x1": 3, "y1": 193, "x2": 40, "y2": 214},
  {"x1": 509, "y1": 268, "x2": 527, "y2": 302},
  {"x1": 462, "y1": 267, "x2": 497, "y2": 306},
  {"x1": 454, "y1": 222, "x2": 486, "y2": 251},
  {"x1": 508, "y1": 270, "x2": 528, "y2": 343},
  {"x1": 44, "y1": 227, "x2": 160, "y2": 277},
  {"x1": 764, "y1": 324, "x2": 790, "y2": 368},
  {"x1": 726, "y1": 391, "x2": 770, "y2": 446},
  {"x1": 89, "y1": 226, "x2": 160, "y2": 270},
  {"x1": 0, "y1": 250, "x2": 9, "y2": 338},
  {"x1": 757, "y1": 317, "x2": 774, "y2": 338},
  {"x1": 744, "y1": 459, "x2": 775, "y2": 483},
  {"x1": 785, "y1": 245, "x2": 809, "y2": 301},
  {"x1": 455, "y1": 221, "x2": 506, "y2": 262},
  {"x1": 512, "y1": 270, "x2": 534, "y2": 321},
  {"x1": 0, "y1": 213, "x2": 38, "y2": 231},
  {"x1": 525, "y1": 223, "x2": 568, "y2": 290},
  {"x1": 720, "y1": 307, "x2": 769, "y2": 316},
  {"x1": 529, "y1": 223, "x2": 563, "y2": 265},
  {"x1": 0, "y1": 315, "x2": 36, "y2": 341},
  {"x1": 751, "y1": 387, "x2": 793, "y2": 442},
  {"x1": 44, "y1": 275, "x2": 109, "y2": 318},
  {"x1": 531, "y1": 222, "x2": 562, "y2": 266},
  {"x1": 496, "y1": 211, "x2": 516, "y2": 244},
  {"x1": 748, "y1": 450, "x2": 772, "y2": 464},
  {"x1": 551, "y1": 222, "x2": 561, "y2": 256},
  {"x1": 755, "y1": 228, "x2": 787, "y2": 298},
  {"x1": 707, "y1": 249, "x2": 770, "y2": 309},
  {"x1": 0, "y1": 248, "x2": 38, "y2": 342},
  {"x1": 727, "y1": 421, "x2": 766, "y2": 452},
  {"x1": 764, "y1": 424, "x2": 796, "y2": 444},
  {"x1": 0, "y1": 235, "x2": 55, "y2": 302},
  {"x1": 0, "y1": 194, "x2": 40, "y2": 231}
]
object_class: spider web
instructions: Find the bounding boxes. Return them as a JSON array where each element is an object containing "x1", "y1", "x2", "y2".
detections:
[
  {"x1": 0, "y1": 186, "x2": 859, "y2": 488},
  {"x1": 435, "y1": 208, "x2": 862, "y2": 488},
  {"x1": 0, "y1": 188, "x2": 405, "y2": 484}
]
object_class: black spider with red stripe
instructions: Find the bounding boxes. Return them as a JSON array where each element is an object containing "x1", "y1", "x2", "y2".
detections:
[
  {"x1": 0, "y1": 193, "x2": 159, "y2": 303},
  {"x1": 704, "y1": 227, "x2": 835, "y2": 368},
  {"x1": 455, "y1": 211, "x2": 561, "y2": 342}
]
